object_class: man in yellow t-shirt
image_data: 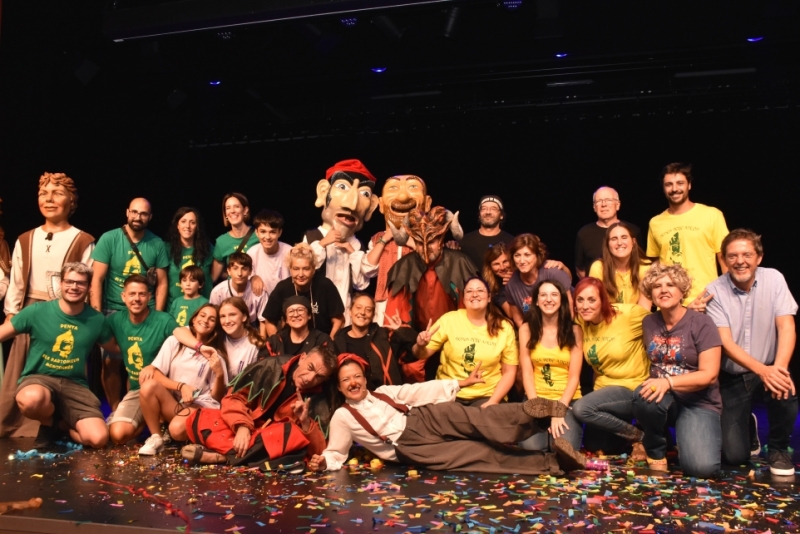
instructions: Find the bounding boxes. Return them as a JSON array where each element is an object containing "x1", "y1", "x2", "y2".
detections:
[{"x1": 646, "y1": 163, "x2": 728, "y2": 305}]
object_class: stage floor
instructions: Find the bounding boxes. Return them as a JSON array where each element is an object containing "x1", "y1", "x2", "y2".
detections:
[{"x1": 0, "y1": 435, "x2": 797, "y2": 534}]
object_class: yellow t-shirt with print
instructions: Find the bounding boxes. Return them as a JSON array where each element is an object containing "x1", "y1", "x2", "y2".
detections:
[
  {"x1": 646, "y1": 203, "x2": 728, "y2": 303},
  {"x1": 576, "y1": 303, "x2": 650, "y2": 391},
  {"x1": 427, "y1": 309, "x2": 519, "y2": 400},
  {"x1": 529, "y1": 344, "x2": 582, "y2": 402},
  {"x1": 589, "y1": 261, "x2": 652, "y2": 305}
]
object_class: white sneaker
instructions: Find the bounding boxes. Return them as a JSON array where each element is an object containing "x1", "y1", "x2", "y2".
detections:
[{"x1": 138, "y1": 434, "x2": 164, "y2": 456}]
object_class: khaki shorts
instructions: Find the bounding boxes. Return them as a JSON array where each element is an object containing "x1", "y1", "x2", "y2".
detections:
[
  {"x1": 16, "y1": 375, "x2": 103, "y2": 429},
  {"x1": 108, "y1": 389, "x2": 143, "y2": 429}
]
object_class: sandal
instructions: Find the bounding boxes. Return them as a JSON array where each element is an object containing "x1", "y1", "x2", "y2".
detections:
[
  {"x1": 181, "y1": 444, "x2": 226, "y2": 465},
  {"x1": 646, "y1": 456, "x2": 669, "y2": 472},
  {"x1": 630, "y1": 441, "x2": 647, "y2": 462}
]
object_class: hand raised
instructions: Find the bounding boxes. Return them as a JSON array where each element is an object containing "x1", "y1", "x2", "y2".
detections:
[{"x1": 415, "y1": 319, "x2": 440, "y2": 347}]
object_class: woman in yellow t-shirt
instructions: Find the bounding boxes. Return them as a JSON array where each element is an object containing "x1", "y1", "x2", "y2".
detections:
[
  {"x1": 412, "y1": 277, "x2": 518, "y2": 407},
  {"x1": 518, "y1": 280, "x2": 583, "y2": 451},
  {"x1": 572, "y1": 277, "x2": 650, "y2": 458},
  {"x1": 588, "y1": 222, "x2": 653, "y2": 309}
]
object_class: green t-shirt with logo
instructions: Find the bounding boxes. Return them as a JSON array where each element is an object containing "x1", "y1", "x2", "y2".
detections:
[
  {"x1": 91, "y1": 228, "x2": 170, "y2": 311},
  {"x1": 12, "y1": 300, "x2": 112, "y2": 388},
  {"x1": 105, "y1": 310, "x2": 176, "y2": 390},
  {"x1": 168, "y1": 295, "x2": 210, "y2": 327},
  {"x1": 167, "y1": 246, "x2": 213, "y2": 305},
  {"x1": 212, "y1": 230, "x2": 259, "y2": 264}
]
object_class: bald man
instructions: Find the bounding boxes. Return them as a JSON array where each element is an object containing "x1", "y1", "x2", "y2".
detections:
[
  {"x1": 574, "y1": 186, "x2": 641, "y2": 279},
  {"x1": 91, "y1": 197, "x2": 170, "y2": 410}
]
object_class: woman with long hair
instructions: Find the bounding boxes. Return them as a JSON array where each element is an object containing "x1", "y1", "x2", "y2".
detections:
[
  {"x1": 505, "y1": 233, "x2": 573, "y2": 328},
  {"x1": 518, "y1": 280, "x2": 584, "y2": 451},
  {"x1": 412, "y1": 276, "x2": 518, "y2": 407},
  {"x1": 632, "y1": 263, "x2": 722, "y2": 476},
  {"x1": 166, "y1": 207, "x2": 212, "y2": 306},
  {"x1": 571, "y1": 277, "x2": 650, "y2": 458},
  {"x1": 137, "y1": 304, "x2": 228, "y2": 455},
  {"x1": 210, "y1": 193, "x2": 260, "y2": 283},
  {"x1": 482, "y1": 242, "x2": 513, "y2": 318},
  {"x1": 588, "y1": 222, "x2": 652, "y2": 308}
]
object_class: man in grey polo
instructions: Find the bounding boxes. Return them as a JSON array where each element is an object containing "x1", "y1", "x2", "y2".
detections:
[{"x1": 705, "y1": 229, "x2": 797, "y2": 476}]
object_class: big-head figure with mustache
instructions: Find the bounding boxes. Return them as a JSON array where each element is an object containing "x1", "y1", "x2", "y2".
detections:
[{"x1": 361, "y1": 175, "x2": 432, "y2": 325}]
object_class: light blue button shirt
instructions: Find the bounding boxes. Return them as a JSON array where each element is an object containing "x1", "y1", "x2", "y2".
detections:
[{"x1": 706, "y1": 267, "x2": 797, "y2": 374}]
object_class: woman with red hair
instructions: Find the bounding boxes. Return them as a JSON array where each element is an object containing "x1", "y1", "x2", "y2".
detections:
[{"x1": 571, "y1": 277, "x2": 651, "y2": 457}]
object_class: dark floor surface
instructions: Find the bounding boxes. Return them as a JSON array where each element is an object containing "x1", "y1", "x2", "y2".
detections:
[{"x1": 0, "y1": 407, "x2": 797, "y2": 534}]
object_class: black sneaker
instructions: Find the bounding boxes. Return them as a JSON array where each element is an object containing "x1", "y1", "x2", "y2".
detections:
[
  {"x1": 768, "y1": 449, "x2": 796, "y2": 476},
  {"x1": 749, "y1": 413, "x2": 761, "y2": 457},
  {"x1": 33, "y1": 424, "x2": 57, "y2": 450}
]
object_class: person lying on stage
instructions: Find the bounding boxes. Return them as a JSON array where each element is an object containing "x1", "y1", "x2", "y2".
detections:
[
  {"x1": 308, "y1": 354, "x2": 587, "y2": 475},
  {"x1": 180, "y1": 345, "x2": 338, "y2": 468}
]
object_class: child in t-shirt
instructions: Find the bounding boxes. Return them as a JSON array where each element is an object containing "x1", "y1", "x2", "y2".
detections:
[
  {"x1": 247, "y1": 209, "x2": 291, "y2": 299},
  {"x1": 209, "y1": 252, "x2": 267, "y2": 327},
  {"x1": 168, "y1": 265, "x2": 210, "y2": 327}
]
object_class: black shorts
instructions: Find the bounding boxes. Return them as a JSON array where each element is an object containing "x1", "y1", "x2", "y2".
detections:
[{"x1": 16, "y1": 375, "x2": 103, "y2": 429}]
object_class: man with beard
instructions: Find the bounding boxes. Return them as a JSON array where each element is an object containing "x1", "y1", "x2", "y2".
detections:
[
  {"x1": 647, "y1": 163, "x2": 728, "y2": 306},
  {"x1": 1, "y1": 173, "x2": 95, "y2": 438},
  {"x1": 0, "y1": 263, "x2": 111, "y2": 449},
  {"x1": 304, "y1": 160, "x2": 379, "y2": 316},
  {"x1": 91, "y1": 198, "x2": 170, "y2": 411},
  {"x1": 362, "y1": 175, "x2": 432, "y2": 325},
  {"x1": 457, "y1": 195, "x2": 515, "y2": 272}
]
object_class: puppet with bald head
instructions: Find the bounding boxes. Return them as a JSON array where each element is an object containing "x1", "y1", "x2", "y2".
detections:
[
  {"x1": 361, "y1": 175, "x2": 433, "y2": 325},
  {"x1": 304, "y1": 160, "x2": 378, "y2": 315}
]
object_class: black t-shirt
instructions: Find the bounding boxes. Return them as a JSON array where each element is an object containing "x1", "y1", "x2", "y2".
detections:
[
  {"x1": 263, "y1": 276, "x2": 345, "y2": 336},
  {"x1": 344, "y1": 334, "x2": 370, "y2": 357},
  {"x1": 574, "y1": 221, "x2": 641, "y2": 275},
  {"x1": 284, "y1": 337, "x2": 304, "y2": 356},
  {"x1": 459, "y1": 230, "x2": 515, "y2": 272},
  {"x1": 263, "y1": 360, "x2": 299, "y2": 423}
]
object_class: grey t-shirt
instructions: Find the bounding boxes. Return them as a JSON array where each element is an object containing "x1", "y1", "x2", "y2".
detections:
[
  {"x1": 505, "y1": 268, "x2": 572, "y2": 316},
  {"x1": 642, "y1": 309, "x2": 723, "y2": 413}
]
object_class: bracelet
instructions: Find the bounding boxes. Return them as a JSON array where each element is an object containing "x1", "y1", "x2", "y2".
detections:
[
  {"x1": 176, "y1": 382, "x2": 185, "y2": 393},
  {"x1": 378, "y1": 236, "x2": 387, "y2": 246},
  {"x1": 664, "y1": 375, "x2": 674, "y2": 390},
  {"x1": 194, "y1": 342, "x2": 204, "y2": 352}
]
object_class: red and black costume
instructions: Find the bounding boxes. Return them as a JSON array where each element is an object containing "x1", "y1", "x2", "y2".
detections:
[{"x1": 333, "y1": 323, "x2": 417, "y2": 388}]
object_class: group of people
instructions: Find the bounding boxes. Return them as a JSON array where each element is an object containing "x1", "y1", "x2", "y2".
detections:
[{"x1": 0, "y1": 160, "x2": 795, "y2": 479}]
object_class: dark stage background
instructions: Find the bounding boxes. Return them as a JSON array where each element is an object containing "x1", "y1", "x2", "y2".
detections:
[{"x1": 1, "y1": 1, "x2": 799, "y2": 379}]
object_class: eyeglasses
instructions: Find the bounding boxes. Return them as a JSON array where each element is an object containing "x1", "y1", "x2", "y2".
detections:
[
  {"x1": 62, "y1": 279, "x2": 89, "y2": 288},
  {"x1": 726, "y1": 252, "x2": 757, "y2": 262},
  {"x1": 593, "y1": 198, "x2": 619, "y2": 206},
  {"x1": 129, "y1": 209, "x2": 151, "y2": 219},
  {"x1": 286, "y1": 308, "x2": 308, "y2": 317}
]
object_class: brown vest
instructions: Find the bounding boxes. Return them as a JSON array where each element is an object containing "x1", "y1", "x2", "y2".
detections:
[{"x1": 17, "y1": 228, "x2": 95, "y2": 301}]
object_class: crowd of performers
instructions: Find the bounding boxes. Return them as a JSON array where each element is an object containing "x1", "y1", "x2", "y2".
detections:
[{"x1": 0, "y1": 159, "x2": 796, "y2": 479}]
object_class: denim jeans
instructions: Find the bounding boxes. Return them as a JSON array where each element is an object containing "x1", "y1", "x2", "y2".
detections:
[
  {"x1": 518, "y1": 400, "x2": 582, "y2": 451},
  {"x1": 572, "y1": 386, "x2": 643, "y2": 450},
  {"x1": 719, "y1": 371, "x2": 798, "y2": 465},
  {"x1": 632, "y1": 385, "x2": 721, "y2": 477}
]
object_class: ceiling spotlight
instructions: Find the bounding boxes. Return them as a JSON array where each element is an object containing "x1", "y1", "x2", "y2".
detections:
[
  {"x1": 500, "y1": 0, "x2": 523, "y2": 10},
  {"x1": 555, "y1": 53, "x2": 568, "y2": 58},
  {"x1": 216, "y1": 31, "x2": 233, "y2": 40},
  {"x1": 371, "y1": 67, "x2": 387, "y2": 73},
  {"x1": 209, "y1": 81, "x2": 221, "y2": 85},
  {"x1": 443, "y1": 6, "x2": 461, "y2": 38},
  {"x1": 341, "y1": 17, "x2": 357, "y2": 28},
  {"x1": 746, "y1": 36, "x2": 763, "y2": 42}
]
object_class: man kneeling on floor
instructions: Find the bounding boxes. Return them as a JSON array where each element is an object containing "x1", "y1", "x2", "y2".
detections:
[
  {"x1": 181, "y1": 345, "x2": 338, "y2": 469},
  {"x1": 309, "y1": 355, "x2": 586, "y2": 475},
  {"x1": 0, "y1": 262, "x2": 110, "y2": 449}
]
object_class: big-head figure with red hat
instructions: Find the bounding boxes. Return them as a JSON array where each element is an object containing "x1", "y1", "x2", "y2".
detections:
[{"x1": 304, "y1": 159, "x2": 379, "y2": 317}]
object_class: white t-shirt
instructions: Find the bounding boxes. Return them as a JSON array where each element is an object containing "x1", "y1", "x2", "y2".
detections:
[
  {"x1": 224, "y1": 334, "x2": 260, "y2": 379},
  {"x1": 209, "y1": 279, "x2": 267, "y2": 325},
  {"x1": 151, "y1": 336, "x2": 229, "y2": 408},
  {"x1": 247, "y1": 242, "x2": 291, "y2": 300}
]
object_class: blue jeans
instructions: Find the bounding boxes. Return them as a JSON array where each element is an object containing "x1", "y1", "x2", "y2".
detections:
[
  {"x1": 518, "y1": 400, "x2": 582, "y2": 451},
  {"x1": 632, "y1": 385, "x2": 721, "y2": 477},
  {"x1": 719, "y1": 371, "x2": 798, "y2": 464},
  {"x1": 573, "y1": 386, "x2": 643, "y2": 451}
]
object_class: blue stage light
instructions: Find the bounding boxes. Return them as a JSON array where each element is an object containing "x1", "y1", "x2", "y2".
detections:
[
  {"x1": 371, "y1": 67, "x2": 387, "y2": 73},
  {"x1": 555, "y1": 53, "x2": 568, "y2": 58},
  {"x1": 209, "y1": 81, "x2": 221, "y2": 85},
  {"x1": 502, "y1": 0, "x2": 523, "y2": 10},
  {"x1": 341, "y1": 17, "x2": 358, "y2": 27},
  {"x1": 746, "y1": 36, "x2": 763, "y2": 42}
]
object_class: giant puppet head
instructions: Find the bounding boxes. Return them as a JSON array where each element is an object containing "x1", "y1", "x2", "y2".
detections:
[
  {"x1": 38, "y1": 172, "x2": 79, "y2": 224},
  {"x1": 378, "y1": 175, "x2": 432, "y2": 231},
  {"x1": 389, "y1": 206, "x2": 463, "y2": 264},
  {"x1": 315, "y1": 159, "x2": 379, "y2": 242}
]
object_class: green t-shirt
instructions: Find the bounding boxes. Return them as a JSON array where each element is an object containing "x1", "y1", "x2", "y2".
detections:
[
  {"x1": 212, "y1": 230, "x2": 259, "y2": 264},
  {"x1": 105, "y1": 310, "x2": 176, "y2": 390},
  {"x1": 91, "y1": 228, "x2": 170, "y2": 311},
  {"x1": 167, "y1": 246, "x2": 213, "y2": 305},
  {"x1": 168, "y1": 295, "x2": 210, "y2": 327},
  {"x1": 12, "y1": 300, "x2": 112, "y2": 388}
]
